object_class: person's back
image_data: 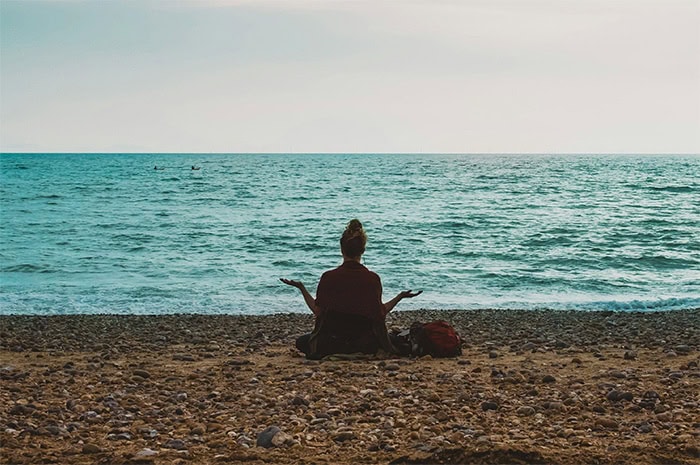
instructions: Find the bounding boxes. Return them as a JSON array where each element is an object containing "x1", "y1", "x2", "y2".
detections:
[{"x1": 316, "y1": 261, "x2": 383, "y2": 321}]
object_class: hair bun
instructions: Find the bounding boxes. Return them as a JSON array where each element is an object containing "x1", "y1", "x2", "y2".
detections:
[{"x1": 346, "y1": 219, "x2": 363, "y2": 234}]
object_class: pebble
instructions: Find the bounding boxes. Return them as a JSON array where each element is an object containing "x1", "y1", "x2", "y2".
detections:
[
  {"x1": 163, "y1": 439, "x2": 187, "y2": 450},
  {"x1": 674, "y1": 345, "x2": 691, "y2": 354},
  {"x1": 190, "y1": 426, "x2": 205, "y2": 436},
  {"x1": 133, "y1": 369, "x2": 151, "y2": 379},
  {"x1": 333, "y1": 431, "x2": 356, "y2": 442},
  {"x1": 135, "y1": 448, "x2": 158, "y2": 457},
  {"x1": 481, "y1": 401, "x2": 499, "y2": 411},
  {"x1": 256, "y1": 426, "x2": 281, "y2": 448},
  {"x1": 271, "y1": 431, "x2": 293, "y2": 447},
  {"x1": 542, "y1": 375, "x2": 556, "y2": 383},
  {"x1": 595, "y1": 418, "x2": 619, "y2": 430},
  {"x1": 638, "y1": 423, "x2": 653, "y2": 433},
  {"x1": 516, "y1": 406, "x2": 536, "y2": 416},
  {"x1": 291, "y1": 396, "x2": 309, "y2": 406},
  {"x1": 82, "y1": 443, "x2": 102, "y2": 454},
  {"x1": 606, "y1": 390, "x2": 634, "y2": 402}
]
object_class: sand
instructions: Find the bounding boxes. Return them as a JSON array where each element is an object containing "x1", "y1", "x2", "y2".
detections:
[{"x1": 1, "y1": 309, "x2": 698, "y2": 465}]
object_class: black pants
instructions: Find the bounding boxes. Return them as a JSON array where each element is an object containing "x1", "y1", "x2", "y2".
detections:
[
  {"x1": 295, "y1": 332, "x2": 410, "y2": 357},
  {"x1": 296, "y1": 333, "x2": 312, "y2": 355}
]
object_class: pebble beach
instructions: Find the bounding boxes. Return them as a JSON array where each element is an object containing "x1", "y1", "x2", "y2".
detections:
[{"x1": 1, "y1": 309, "x2": 699, "y2": 465}]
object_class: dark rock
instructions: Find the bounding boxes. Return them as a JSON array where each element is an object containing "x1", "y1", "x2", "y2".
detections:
[
  {"x1": 133, "y1": 369, "x2": 151, "y2": 379},
  {"x1": 481, "y1": 402, "x2": 498, "y2": 411},
  {"x1": 624, "y1": 350, "x2": 637, "y2": 360},
  {"x1": 333, "y1": 432, "x2": 356, "y2": 442},
  {"x1": 606, "y1": 390, "x2": 633, "y2": 402},
  {"x1": 163, "y1": 438, "x2": 187, "y2": 450},
  {"x1": 516, "y1": 406, "x2": 536, "y2": 416},
  {"x1": 256, "y1": 426, "x2": 281, "y2": 448},
  {"x1": 674, "y1": 345, "x2": 691, "y2": 354},
  {"x1": 542, "y1": 375, "x2": 556, "y2": 383}
]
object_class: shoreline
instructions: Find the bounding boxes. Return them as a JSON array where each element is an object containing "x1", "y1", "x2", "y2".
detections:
[{"x1": 1, "y1": 309, "x2": 698, "y2": 464}]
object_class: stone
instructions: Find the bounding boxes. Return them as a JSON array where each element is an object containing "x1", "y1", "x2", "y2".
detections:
[
  {"x1": 163, "y1": 439, "x2": 187, "y2": 450},
  {"x1": 596, "y1": 418, "x2": 619, "y2": 430},
  {"x1": 133, "y1": 369, "x2": 151, "y2": 379},
  {"x1": 624, "y1": 351, "x2": 637, "y2": 360},
  {"x1": 135, "y1": 448, "x2": 158, "y2": 458},
  {"x1": 517, "y1": 406, "x2": 536, "y2": 416},
  {"x1": 542, "y1": 375, "x2": 556, "y2": 383},
  {"x1": 481, "y1": 401, "x2": 498, "y2": 411},
  {"x1": 256, "y1": 426, "x2": 281, "y2": 448},
  {"x1": 638, "y1": 423, "x2": 653, "y2": 433},
  {"x1": 606, "y1": 390, "x2": 633, "y2": 402},
  {"x1": 674, "y1": 345, "x2": 691, "y2": 354},
  {"x1": 333, "y1": 431, "x2": 356, "y2": 442},
  {"x1": 190, "y1": 426, "x2": 205, "y2": 436},
  {"x1": 271, "y1": 431, "x2": 293, "y2": 447},
  {"x1": 82, "y1": 443, "x2": 102, "y2": 454}
]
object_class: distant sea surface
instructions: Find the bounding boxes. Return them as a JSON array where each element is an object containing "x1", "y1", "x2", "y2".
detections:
[{"x1": 1, "y1": 153, "x2": 699, "y2": 315}]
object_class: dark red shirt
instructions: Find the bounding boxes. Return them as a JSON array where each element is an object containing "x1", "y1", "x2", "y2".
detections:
[{"x1": 315, "y1": 261, "x2": 384, "y2": 321}]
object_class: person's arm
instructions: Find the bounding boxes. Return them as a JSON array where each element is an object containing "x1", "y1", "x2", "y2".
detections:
[
  {"x1": 280, "y1": 278, "x2": 320, "y2": 316},
  {"x1": 383, "y1": 289, "x2": 423, "y2": 317}
]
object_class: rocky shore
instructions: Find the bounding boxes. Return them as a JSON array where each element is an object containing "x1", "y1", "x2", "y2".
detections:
[{"x1": 1, "y1": 309, "x2": 699, "y2": 465}]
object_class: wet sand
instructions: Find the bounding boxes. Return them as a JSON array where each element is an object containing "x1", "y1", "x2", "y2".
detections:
[{"x1": 1, "y1": 309, "x2": 698, "y2": 465}]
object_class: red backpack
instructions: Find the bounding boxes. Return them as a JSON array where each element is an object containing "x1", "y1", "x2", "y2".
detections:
[{"x1": 409, "y1": 320, "x2": 462, "y2": 357}]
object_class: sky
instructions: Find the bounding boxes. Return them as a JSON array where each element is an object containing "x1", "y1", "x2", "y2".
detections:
[{"x1": 1, "y1": 0, "x2": 698, "y2": 154}]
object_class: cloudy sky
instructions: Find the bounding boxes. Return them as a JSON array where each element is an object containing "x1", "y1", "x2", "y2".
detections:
[{"x1": 1, "y1": 0, "x2": 698, "y2": 153}]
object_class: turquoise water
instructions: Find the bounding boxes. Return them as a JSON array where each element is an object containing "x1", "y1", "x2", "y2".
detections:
[{"x1": 1, "y1": 153, "x2": 699, "y2": 315}]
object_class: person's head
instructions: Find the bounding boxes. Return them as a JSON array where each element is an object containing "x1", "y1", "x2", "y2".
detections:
[{"x1": 340, "y1": 219, "x2": 367, "y2": 260}]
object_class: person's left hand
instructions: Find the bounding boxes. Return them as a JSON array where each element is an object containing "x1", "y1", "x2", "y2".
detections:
[
  {"x1": 280, "y1": 278, "x2": 304, "y2": 289},
  {"x1": 400, "y1": 290, "x2": 423, "y2": 299}
]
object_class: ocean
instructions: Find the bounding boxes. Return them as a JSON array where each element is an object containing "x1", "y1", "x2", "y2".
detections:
[{"x1": 1, "y1": 153, "x2": 698, "y2": 315}]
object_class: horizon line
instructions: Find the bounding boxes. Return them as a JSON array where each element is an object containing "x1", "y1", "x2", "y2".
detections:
[{"x1": 2, "y1": 151, "x2": 699, "y2": 156}]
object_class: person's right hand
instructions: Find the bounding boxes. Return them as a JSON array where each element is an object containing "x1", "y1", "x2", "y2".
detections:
[
  {"x1": 280, "y1": 278, "x2": 304, "y2": 289},
  {"x1": 399, "y1": 290, "x2": 423, "y2": 299}
]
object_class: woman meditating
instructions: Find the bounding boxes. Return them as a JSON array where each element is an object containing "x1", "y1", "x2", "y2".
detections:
[{"x1": 280, "y1": 219, "x2": 421, "y2": 359}]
